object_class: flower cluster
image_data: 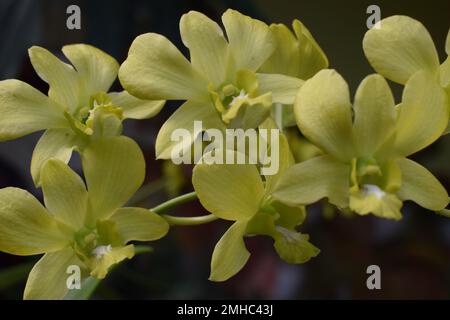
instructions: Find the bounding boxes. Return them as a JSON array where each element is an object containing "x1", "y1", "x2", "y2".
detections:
[{"x1": 0, "y1": 10, "x2": 448, "y2": 299}]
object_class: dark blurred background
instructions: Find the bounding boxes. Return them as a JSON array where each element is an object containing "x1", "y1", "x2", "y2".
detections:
[{"x1": 1, "y1": 0, "x2": 450, "y2": 299}]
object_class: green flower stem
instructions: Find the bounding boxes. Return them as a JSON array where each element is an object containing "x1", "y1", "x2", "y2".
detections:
[
  {"x1": 151, "y1": 191, "x2": 198, "y2": 213},
  {"x1": 151, "y1": 191, "x2": 218, "y2": 226},
  {"x1": 162, "y1": 213, "x2": 218, "y2": 226}
]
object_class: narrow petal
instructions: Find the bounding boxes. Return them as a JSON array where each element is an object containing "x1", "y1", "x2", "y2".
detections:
[
  {"x1": 294, "y1": 69, "x2": 354, "y2": 161},
  {"x1": 446, "y1": 28, "x2": 450, "y2": 55},
  {"x1": 192, "y1": 151, "x2": 265, "y2": 221},
  {"x1": 0, "y1": 80, "x2": 66, "y2": 141},
  {"x1": 263, "y1": 133, "x2": 295, "y2": 195},
  {"x1": 180, "y1": 11, "x2": 229, "y2": 86},
  {"x1": 0, "y1": 188, "x2": 70, "y2": 255},
  {"x1": 256, "y1": 73, "x2": 304, "y2": 105},
  {"x1": 30, "y1": 128, "x2": 76, "y2": 187},
  {"x1": 109, "y1": 91, "x2": 165, "y2": 119},
  {"x1": 363, "y1": 16, "x2": 440, "y2": 84},
  {"x1": 445, "y1": 29, "x2": 450, "y2": 56},
  {"x1": 119, "y1": 33, "x2": 208, "y2": 100},
  {"x1": 155, "y1": 99, "x2": 225, "y2": 159},
  {"x1": 41, "y1": 160, "x2": 88, "y2": 230},
  {"x1": 222, "y1": 9, "x2": 275, "y2": 72},
  {"x1": 273, "y1": 227, "x2": 320, "y2": 264},
  {"x1": 272, "y1": 155, "x2": 350, "y2": 208},
  {"x1": 110, "y1": 208, "x2": 169, "y2": 242},
  {"x1": 292, "y1": 19, "x2": 329, "y2": 80},
  {"x1": 394, "y1": 70, "x2": 448, "y2": 157},
  {"x1": 209, "y1": 221, "x2": 250, "y2": 282},
  {"x1": 28, "y1": 46, "x2": 80, "y2": 111},
  {"x1": 81, "y1": 136, "x2": 145, "y2": 223},
  {"x1": 62, "y1": 44, "x2": 119, "y2": 100},
  {"x1": 24, "y1": 247, "x2": 84, "y2": 300},
  {"x1": 397, "y1": 158, "x2": 448, "y2": 211},
  {"x1": 353, "y1": 74, "x2": 396, "y2": 156}
]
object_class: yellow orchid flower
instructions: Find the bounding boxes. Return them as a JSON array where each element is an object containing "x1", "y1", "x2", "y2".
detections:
[
  {"x1": 192, "y1": 136, "x2": 319, "y2": 282},
  {"x1": 0, "y1": 44, "x2": 164, "y2": 185},
  {"x1": 119, "y1": 9, "x2": 304, "y2": 159},
  {"x1": 272, "y1": 69, "x2": 449, "y2": 220},
  {"x1": 0, "y1": 136, "x2": 169, "y2": 299},
  {"x1": 363, "y1": 15, "x2": 450, "y2": 128}
]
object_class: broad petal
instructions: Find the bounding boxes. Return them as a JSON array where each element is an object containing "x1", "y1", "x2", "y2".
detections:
[
  {"x1": 119, "y1": 33, "x2": 207, "y2": 100},
  {"x1": 0, "y1": 188, "x2": 70, "y2": 255},
  {"x1": 394, "y1": 70, "x2": 448, "y2": 157},
  {"x1": 256, "y1": 73, "x2": 304, "y2": 105},
  {"x1": 273, "y1": 227, "x2": 320, "y2": 264},
  {"x1": 209, "y1": 221, "x2": 250, "y2": 282},
  {"x1": 180, "y1": 11, "x2": 229, "y2": 86},
  {"x1": 109, "y1": 91, "x2": 165, "y2": 119},
  {"x1": 110, "y1": 208, "x2": 169, "y2": 242},
  {"x1": 155, "y1": 99, "x2": 225, "y2": 159},
  {"x1": 363, "y1": 16, "x2": 440, "y2": 84},
  {"x1": 292, "y1": 20, "x2": 329, "y2": 80},
  {"x1": 62, "y1": 44, "x2": 119, "y2": 102},
  {"x1": 272, "y1": 155, "x2": 350, "y2": 208},
  {"x1": 24, "y1": 247, "x2": 84, "y2": 300},
  {"x1": 259, "y1": 23, "x2": 301, "y2": 76},
  {"x1": 41, "y1": 160, "x2": 88, "y2": 230},
  {"x1": 0, "y1": 80, "x2": 66, "y2": 141},
  {"x1": 31, "y1": 128, "x2": 76, "y2": 187},
  {"x1": 222, "y1": 9, "x2": 275, "y2": 72},
  {"x1": 192, "y1": 150, "x2": 265, "y2": 221},
  {"x1": 353, "y1": 74, "x2": 396, "y2": 156},
  {"x1": 397, "y1": 158, "x2": 448, "y2": 211},
  {"x1": 28, "y1": 46, "x2": 80, "y2": 111},
  {"x1": 81, "y1": 136, "x2": 145, "y2": 223},
  {"x1": 294, "y1": 69, "x2": 354, "y2": 161}
]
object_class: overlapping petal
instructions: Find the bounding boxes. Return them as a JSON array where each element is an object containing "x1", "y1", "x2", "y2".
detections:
[
  {"x1": 363, "y1": 16, "x2": 440, "y2": 84},
  {"x1": 192, "y1": 150, "x2": 265, "y2": 221},
  {"x1": 155, "y1": 99, "x2": 225, "y2": 159},
  {"x1": 256, "y1": 73, "x2": 304, "y2": 105},
  {"x1": 0, "y1": 80, "x2": 67, "y2": 141},
  {"x1": 397, "y1": 158, "x2": 448, "y2": 211},
  {"x1": 294, "y1": 69, "x2": 354, "y2": 161},
  {"x1": 24, "y1": 247, "x2": 84, "y2": 300},
  {"x1": 209, "y1": 221, "x2": 250, "y2": 282},
  {"x1": 353, "y1": 74, "x2": 396, "y2": 156},
  {"x1": 28, "y1": 46, "x2": 80, "y2": 111},
  {"x1": 41, "y1": 160, "x2": 88, "y2": 230},
  {"x1": 0, "y1": 188, "x2": 70, "y2": 255},
  {"x1": 222, "y1": 9, "x2": 275, "y2": 72},
  {"x1": 109, "y1": 91, "x2": 165, "y2": 119},
  {"x1": 110, "y1": 208, "x2": 169, "y2": 242},
  {"x1": 272, "y1": 155, "x2": 350, "y2": 208},
  {"x1": 30, "y1": 128, "x2": 76, "y2": 186},
  {"x1": 180, "y1": 11, "x2": 229, "y2": 86},
  {"x1": 62, "y1": 44, "x2": 119, "y2": 102},
  {"x1": 81, "y1": 136, "x2": 145, "y2": 223},
  {"x1": 119, "y1": 33, "x2": 208, "y2": 100},
  {"x1": 394, "y1": 70, "x2": 448, "y2": 157}
]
